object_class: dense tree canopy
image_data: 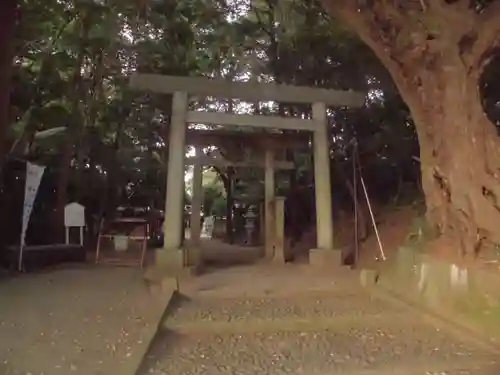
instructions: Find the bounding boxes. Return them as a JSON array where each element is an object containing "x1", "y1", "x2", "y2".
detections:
[{"x1": 7, "y1": 0, "x2": 485, "y2": 253}]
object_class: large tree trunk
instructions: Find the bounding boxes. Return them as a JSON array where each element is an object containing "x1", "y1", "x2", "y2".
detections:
[
  {"x1": 323, "y1": 1, "x2": 500, "y2": 259},
  {"x1": 0, "y1": 0, "x2": 17, "y2": 166},
  {"x1": 409, "y1": 67, "x2": 500, "y2": 259}
]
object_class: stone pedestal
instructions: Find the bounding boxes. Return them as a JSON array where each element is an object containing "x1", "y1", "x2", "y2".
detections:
[
  {"x1": 143, "y1": 267, "x2": 179, "y2": 295},
  {"x1": 155, "y1": 248, "x2": 184, "y2": 270},
  {"x1": 155, "y1": 248, "x2": 203, "y2": 276}
]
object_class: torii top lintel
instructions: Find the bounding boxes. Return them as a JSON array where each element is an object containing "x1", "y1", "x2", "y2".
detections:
[{"x1": 130, "y1": 74, "x2": 366, "y2": 108}]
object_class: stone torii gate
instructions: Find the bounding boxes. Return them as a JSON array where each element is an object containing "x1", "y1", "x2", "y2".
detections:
[
  {"x1": 130, "y1": 74, "x2": 365, "y2": 271},
  {"x1": 185, "y1": 138, "x2": 300, "y2": 258},
  {"x1": 185, "y1": 130, "x2": 309, "y2": 256}
]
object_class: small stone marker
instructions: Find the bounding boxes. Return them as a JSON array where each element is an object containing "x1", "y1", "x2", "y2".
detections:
[
  {"x1": 360, "y1": 268, "x2": 379, "y2": 287},
  {"x1": 202, "y1": 216, "x2": 214, "y2": 238}
]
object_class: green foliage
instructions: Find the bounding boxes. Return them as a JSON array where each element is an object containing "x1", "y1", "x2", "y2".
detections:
[
  {"x1": 211, "y1": 196, "x2": 227, "y2": 217},
  {"x1": 202, "y1": 184, "x2": 223, "y2": 216},
  {"x1": 202, "y1": 168, "x2": 226, "y2": 215},
  {"x1": 7, "y1": 0, "x2": 420, "y2": 217}
]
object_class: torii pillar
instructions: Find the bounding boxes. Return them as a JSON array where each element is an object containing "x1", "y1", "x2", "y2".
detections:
[
  {"x1": 188, "y1": 147, "x2": 203, "y2": 265},
  {"x1": 264, "y1": 148, "x2": 275, "y2": 259},
  {"x1": 157, "y1": 91, "x2": 188, "y2": 270},
  {"x1": 309, "y1": 102, "x2": 340, "y2": 266}
]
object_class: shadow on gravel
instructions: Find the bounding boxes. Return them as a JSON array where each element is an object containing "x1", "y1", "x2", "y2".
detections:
[
  {"x1": 201, "y1": 261, "x2": 262, "y2": 276},
  {"x1": 134, "y1": 329, "x2": 185, "y2": 375},
  {"x1": 134, "y1": 293, "x2": 193, "y2": 375},
  {"x1": 163, "y1": 292, "x2": 192, "y2": 316}
]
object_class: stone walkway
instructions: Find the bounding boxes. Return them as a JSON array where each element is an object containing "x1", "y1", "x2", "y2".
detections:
[{"x1": 139, "y1": 264, "x2": 500, "y2": 375}]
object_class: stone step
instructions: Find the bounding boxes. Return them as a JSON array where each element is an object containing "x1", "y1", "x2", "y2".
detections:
[
  {"x1": 164, "y1": 291, "x2": 409, "y2": 328},
  {"x1": 178, "y1": 263, "x2": 361, "y2": 297},
  {"x1": 164, "y1": 313, "x2": 420, "y2": 335},
  {"x1": 138, "y1": 277, "x2": 499, "y2": 375},
  {"x1": 140, "y1": 323, "x2": 497, "y2": 375},
  {"x1": 330, "y1": 362, "x2": 499, "y2": 375}
]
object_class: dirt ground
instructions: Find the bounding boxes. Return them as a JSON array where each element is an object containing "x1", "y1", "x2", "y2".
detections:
[
  {"x1": 0, "y1": 265, "x2": 169, "y2": 375},
  {"x1": 293, "y1": 204, "x2": 418, "y2": 267},
  {"x1": 357, "y1": 205, "x2": 418, "y2": 266},
  {"x1": 354, "y1": 205, "x2": 500, "y2": 268},
  {"x1": 187, "y1": 203, "x2": 419, "y2": 269}
]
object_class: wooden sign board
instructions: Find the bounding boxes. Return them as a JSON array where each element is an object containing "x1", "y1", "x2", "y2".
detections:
[{"x1": 64, "y1": 202, "x2": 85, "y2": 228}]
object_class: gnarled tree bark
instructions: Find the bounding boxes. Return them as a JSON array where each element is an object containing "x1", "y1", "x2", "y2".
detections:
[{"x1": 321, "y1": 0, "x2": 500, "y2": 259}]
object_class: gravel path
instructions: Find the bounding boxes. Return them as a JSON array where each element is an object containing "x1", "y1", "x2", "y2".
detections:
[
  {"x1": 139, "y1": 265, "x2": 500, "y2": 375},
  {"x1": 0, "y1": 266, "x2": 169, "y2": 375}
]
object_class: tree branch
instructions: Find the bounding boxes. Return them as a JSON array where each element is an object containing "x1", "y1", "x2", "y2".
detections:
[
  {"x1": 470, "y1": 1, "x2": 500, "y2": 70},
  {"x1": 319, "y1": 0, "x2": 435, "y2": 123},
  {"x1": 427, "y1": 0, "x2": 468, "y2": 11},
  {"x1": 321, "y1": 1, "x2": 414, "y2": 79},
  {"x1": 322, "y1": 0, "x2": 430, "y2": 62},
  {"x1": 423, "y1": 0, "x2": 478, "y2": 60},
  {"x1": 212, "y1": 165, "x2": 229, "y2": 186},
  {"x1": 427, "y1": 0, "x2": 476, "y2": 30},
  {"x1": 250, "y1": 5, "x2": 274, "y2": 39}
]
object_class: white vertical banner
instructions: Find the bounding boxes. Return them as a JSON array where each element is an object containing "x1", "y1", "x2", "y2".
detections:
[{"x1": 18, "y1": 162, "x2": 46, "y2": 270}]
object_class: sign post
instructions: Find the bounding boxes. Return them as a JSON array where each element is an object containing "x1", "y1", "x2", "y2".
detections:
[{"x1": 18, "y1": 162, "x2": 45, "y2": 271}]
